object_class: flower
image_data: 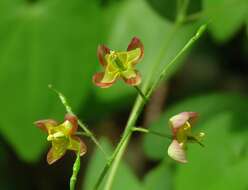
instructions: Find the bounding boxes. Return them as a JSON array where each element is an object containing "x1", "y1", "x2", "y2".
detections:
[
  {"x1": 93, "y1": 37, "x2": 144, "y2": 88},
  {"x1": 34, "y1": 114, "x2": 87, "y2": 165},
  {"x1": 167, "y1": 112, "x2": 205, "y2": 163}
]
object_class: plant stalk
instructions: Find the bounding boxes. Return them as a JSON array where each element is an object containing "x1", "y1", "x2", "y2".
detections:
[
  {"x1": 102, "y1": 24, "x2": 207, "y2": 190},
  {"x1": 48, "y1": 84, "x2": 108, "y2": 158},
  {"x1": 70, "y1": 153, "x2": 81, "y2": 190},
  {"x1": 134, "y1": 86, "x2": 148, "y2": 102},
  {"x1": 132, "y1": 127, "x2": 172, "y2": 139}
]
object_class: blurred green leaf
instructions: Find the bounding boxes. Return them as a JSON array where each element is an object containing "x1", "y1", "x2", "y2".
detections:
[
  {"x1": 0, "y1": 0, "x2": 100, "y2": 162},
  {"x1": 147, "y1": 0, "x2": 202, "y2": 21},
  {"x1": 95, "y1": 0, "x2": 201, "y2": 102},
  {"x1": 83, "y1": 138, "x2": 142, "y2": 190},
  {"x1": 143, "y1": 93, "x2": 248, "y2": 160},
  {"x1": 143, "y1": 161, "x2": 172, "y2": 190},
  {"x1": 203, "y1": 0, "x2": 248, "y2": 42},
  {"x1": 146, "y1": 0, "x2": 177, "y2": 21},
  {"x1": 174, "y1": 113, "x2": 248, "y2": 190},
  {"x1": 206, "y1": 159, "x2": 248, "y2": 190}
]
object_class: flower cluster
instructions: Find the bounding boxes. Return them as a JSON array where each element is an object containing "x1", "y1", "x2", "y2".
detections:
[{"x1": 35, "y1": 39, "x2": 205, "y2": 166}]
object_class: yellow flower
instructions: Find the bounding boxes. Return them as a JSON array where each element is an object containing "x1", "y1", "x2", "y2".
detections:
[
  {"x1": 93, "y1": 37, "x2": 144, "y2": 88},
  {"x1": 35, "y1": 114, "x2": 87, "y2": 165},
  {"x1": 168, "y1": 112, "x2": 205, "y2": 163}
]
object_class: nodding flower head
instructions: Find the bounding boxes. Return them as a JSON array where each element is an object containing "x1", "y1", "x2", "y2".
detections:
[
  {"x1": 34, "y1": 114, "x2": 87, "y2": 165},
  {"x1": 93, "y1": 37, "x2": 144, "y2": 88},
  {"x1": 167, "y1": 112, "x2": 205, "y2": 163}
]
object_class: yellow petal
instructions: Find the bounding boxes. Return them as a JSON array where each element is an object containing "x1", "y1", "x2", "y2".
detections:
[
  {"x1": 121, "y1": 68, "x2": 137, "y2": 79},
  {"x1": 68, "y1": 136, "x2": 87, "y2": 156},
  {"x1": 93, "y1": 72, "x2": 117, "y2": 88},
  {"x1": 47, "y1": 139, "x2": 69, "y2": 165},
  {"x1": 122, "y1": 70, "x2": 141, "y2": 86},
  {"x1": 127, "y1": 48, "x2": 141, "y2": 65},
  {"x1": 101, "y1": 69, "x2": 119, "y2": 84}
]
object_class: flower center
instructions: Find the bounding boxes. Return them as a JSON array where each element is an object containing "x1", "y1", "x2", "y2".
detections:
[
  {"x1": 110, "y1": 51, "x2": 127, "y2": 71},
  {"x1": 47, "y1": 131, "x2": 65, "y2": 141}
]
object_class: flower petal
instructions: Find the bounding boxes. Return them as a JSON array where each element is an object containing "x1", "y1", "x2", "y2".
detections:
[
  {"x1": 122, "y1": 70, "x2": 141, "y2": 86},
  {"x1": 170, "y1": 112, "x2": 198, "y2": 129},
  {"x1": 64, "y1": 114, "x2": 78, "y2": 135},
  {"x1": 47, "y1": 139, "x2": 68, "y2": 164},
  {"x1": 92, "y1": 72, "x2": 118, "y2": 88},
  {"x1": 97, "y1": 45, "x2": 110, "y2": 67},
  {"x1": 127, "y1": 48, "x2": 142, "y2": 65},
  {"x1": 68, "y1": 136, "x2": 87, "y2": 156},
  {"x1": 34, "y1": 119, "x2": 58, "y2": 133},
  {"x1": 168, "y1": 140, "x2": 187, "y2": 163},
  {"x1": 116, "y1": 52, "x2": 128, "y2": 65},
  {"x1": 127, "y1": 37, "x2": 144, "y2": 63}
]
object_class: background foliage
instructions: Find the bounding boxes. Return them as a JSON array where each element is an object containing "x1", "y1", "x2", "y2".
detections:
[{"x1": 0, "y1": 0, "x2": 247, "y2": 189}]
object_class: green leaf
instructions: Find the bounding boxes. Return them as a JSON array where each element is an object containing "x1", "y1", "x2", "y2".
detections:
[
  {"x1": 143, "y1": 93, "x2": 248, "y2": 160},
  {"x1": 94, "y1": 0, "x2": 201, "y2": 102},
  {"x1": 203, "y1": 0, "x2": 248, "y2": 42},
  {"x1": 143, "y1": 161, "x2": 173, "y2": 190},
  {"x1": 83, "y1": 138, "x2": 143, "y2": 190},
  {"x1": 206, "y1": 159, "x2": 248, "y2": 190},
  {"x1": 174, "y1": 113, "x2": 248, "y2": 190},
  {"x1": 0, "y1": 0, "x2": 100, "y2": 162},
  {"x1": 147, "y1": 0, "x2": 202, "y2": 22}
]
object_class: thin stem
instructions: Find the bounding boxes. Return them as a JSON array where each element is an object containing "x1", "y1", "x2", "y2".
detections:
[
  {"x1": 134, "y1": 86, "x2": 148, "y2": 102},
  {"x1": 147, "y1": 24, "x2": 207, "y2": 97},
  {"x1": 94, "y1": 132, "x2": 131, "y2": 190},
  {"x1": 93, "y1": 162, "x2": 110, "y2": 190},
  {"x1": 103, "y1": 132, "x2": 132, "y2": 190},
  {"x1": 70, "y1": 153, "x2": 81, "y2": 190},
  {"x1": 75, "y1": 131, "x2": 91, "y2": 137},
  {"x1": 132, "y1": 127, "x2": 172, "y2": 139},
  {"x1": 188, "y1": 135, "x2": 205, "y2": 147},
  {"x1": 48, "y1": 84, "x2": 108, "y2": 159},
  {"x1": 176, "y1": 0, "x2": 190, "y2": 23},
  {"x1": 78, "y1": 120, "x2": 108, "y2": 159},
  {"x1": 102, "y1": 24, "x2": 207, "y2": 190},
  {"x1": 184, "y1": 11, "x2": 203, "y2": 23}
]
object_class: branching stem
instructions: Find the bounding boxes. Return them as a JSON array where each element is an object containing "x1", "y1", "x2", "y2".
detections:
[
  {"x1": 132, "y1": 127, "x2": 172, "y2": 139},
  {"x1": 100, "y1": 24, "x2": 207, "y2": 190},
  {"x1": 48, "y1": 84, "x2": 108, "y2": 159},
  {"x1": 134, "y1": 86, "x2": 148, "y2": 102}
]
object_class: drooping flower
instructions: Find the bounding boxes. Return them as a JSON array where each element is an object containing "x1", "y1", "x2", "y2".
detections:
[
  {"x1": 93, "y1": 37, "x2": 144, "y2": 88},
  {"x1": 167, "y1": 112, "x2": 205, "y2": 163},
  {"x1": 34, "y1": 114, "x2": 87, "y2": 165}
]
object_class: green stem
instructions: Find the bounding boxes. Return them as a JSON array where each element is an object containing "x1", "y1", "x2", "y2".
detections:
[
  {"x1": 176, "y1": 0, "x2": 190, "y2": 23},
  {"x1": 48, "y1": 84, "x2": 108, "y2": 159},
  {"x1": 93, "y1": 130, "x2": 131, "y2": 190},
  {"x1": 134, "y1": 86, "x2": 148, "y2": 102},
  {"x1": 184, "y1": 11, "x2": 203, "y2": 23},
  {"x1": 103, "y1": 132, "x2": 133, "y2": 190},
  {"x1": 75, "y1": 131, "x2": 91, "y2": 137},
  {"x1": 132, "y1": 127, "x2": 172, "y2": 139},
  {"x1": 93, "y1": 162, "x2": 110, "y2": 190},
  {"x1": 142, "y1": 22, "x2": 180, "y2": 95},
  {"x1": 70, "y1": 153, "x2": 81, "y2": 190},
  {"x1": 147, "y1": 24, "x2": 207, "y2": 97},
  {"x1": 102, "y1": 24, "x2": 207, "y2": 190}
]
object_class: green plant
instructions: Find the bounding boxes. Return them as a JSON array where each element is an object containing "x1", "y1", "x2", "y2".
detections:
[{"x1": 34, "y1": 1, "x2": 208, "y2": 188}]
